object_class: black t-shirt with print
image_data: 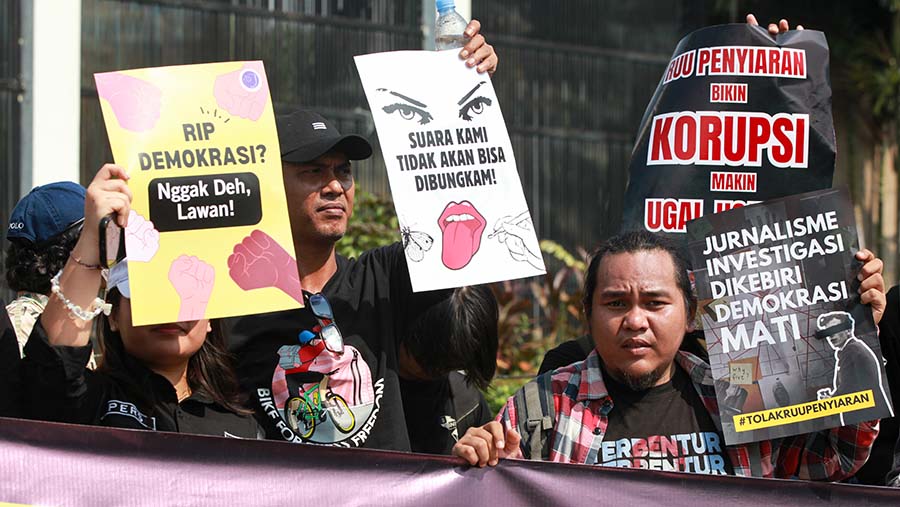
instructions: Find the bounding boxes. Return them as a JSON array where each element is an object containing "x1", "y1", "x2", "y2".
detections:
[
  {"x1": 598, "y1": 365, "x2": 734, "y2": 475},
  {"x1": 226, "y1": 243, "x2": 449, "y2": 451}
]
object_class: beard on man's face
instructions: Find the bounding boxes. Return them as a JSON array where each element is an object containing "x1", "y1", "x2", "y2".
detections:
[{"x1": 604, "y1": 361, "x2": 672, "y2": 392}]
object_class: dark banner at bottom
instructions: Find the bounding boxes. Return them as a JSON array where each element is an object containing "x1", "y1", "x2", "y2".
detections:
[{"x1": 0, "y1": 417, "x2": 898, "y2": 506}]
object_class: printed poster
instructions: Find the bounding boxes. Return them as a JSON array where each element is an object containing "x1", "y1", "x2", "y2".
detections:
[
  {"x1": 354, "y1": 50, "x2": 546, "y2": 291},
  {"x1": 686, "y1": 188, "x2": 893, "y2": 445},
  {"x1": 622, "y1": 24, "x2": 835, "y2": 234},
  {"x1": 96, "y1": 62, "x2": 303, "y2": 326}
]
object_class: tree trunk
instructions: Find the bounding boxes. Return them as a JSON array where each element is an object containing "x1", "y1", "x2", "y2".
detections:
[{"x1": 880, "y1": 131, "x2": 899, "y2": 284}]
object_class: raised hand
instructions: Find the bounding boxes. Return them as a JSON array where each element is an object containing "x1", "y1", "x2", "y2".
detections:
[
  {"x1": 228, "y1": 230, "x2": 303, "y2": 304},
  {"x1": 746, "y1": 14, "x2": 804, "y2": 36},
  {"x1": 168, "y1": 255, "x2": 215, "y2": 321},
  {"x1": 43, "y1": 164, "x2": 132, "y2": 346},
  {"x1": 73, "y1": 164, "x2": 133, "y2": 266},
  {"x1": 459, "y1": 19, "x2": 498, "y2": 75},
  {"x1": 856, "y1": 249, "x2": 886, "y2": 325},
  {"x1": 124, "y1": 210, "x2": 160, "y2": 263},
  {"x1": 213, "y1": 62, "x2": 269, "y2": 121},
  {"x1": 95, "y1": 72, "x2": 163, "y2": 132}
]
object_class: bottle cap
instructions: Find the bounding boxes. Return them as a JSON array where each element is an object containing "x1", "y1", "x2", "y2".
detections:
[{"x1": 436, "y1": 0, "x2": 456, "y2": 14}]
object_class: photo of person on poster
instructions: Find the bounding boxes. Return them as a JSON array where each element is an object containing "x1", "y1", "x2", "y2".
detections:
[{"x1": 815, "y1": 311, "x2": 894, "y2": 425}]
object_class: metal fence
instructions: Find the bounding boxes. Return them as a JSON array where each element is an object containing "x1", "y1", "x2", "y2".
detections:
[
  {"x1": 78, "y1": 0, "x2": 706, "y2": 255},
  {"x1": 476, "y1": 0, "x2": 708, "y2": 250},
  {"x1": 0, "y1": 0, "x2": 21, "y2": 298},
  {"x1": 80, "y1": 0, "x2": 425, "y2": 196}
]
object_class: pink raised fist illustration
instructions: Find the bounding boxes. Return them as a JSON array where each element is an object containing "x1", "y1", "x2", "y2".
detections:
[
  {"x1": 94, "y1": 72, "x2": 163, "y2": 132},
  {"x1": 213, "y1": 62, "x2": 269, "y2": 121},
  {"x1": 168, "y1": 255, "x2": 216, "y2": 321},
  {"x1": 228, "y1": 230, "x2": 303, "y2": 304},
  {"x1": 124, "y1": 210, "x2": 160, "y2": 263}
]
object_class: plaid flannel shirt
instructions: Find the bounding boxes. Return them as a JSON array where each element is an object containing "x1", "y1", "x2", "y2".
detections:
[{"x1": 497, "y1": 349, "x2": 878, "y2": 479}]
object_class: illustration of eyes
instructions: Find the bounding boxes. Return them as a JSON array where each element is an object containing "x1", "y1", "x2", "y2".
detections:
[
  {"x1": 382, "y1": 103, "x2": 434, "y2": 125},
  {"x1": 458, "y1": 96, "x2": 492, "y2": 121}
]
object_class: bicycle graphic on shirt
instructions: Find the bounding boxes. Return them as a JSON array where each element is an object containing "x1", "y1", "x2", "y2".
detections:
[{"x1": 285, "y1": 371, "x2": 356, "y2": 439}]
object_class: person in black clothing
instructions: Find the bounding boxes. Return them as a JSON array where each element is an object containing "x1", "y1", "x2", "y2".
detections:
[
  {"x1": 399, "y1": 285, "x2": 497, "y2": 454},
  {"x1": 2, "y1": 182, "x2": 87, "y2": 417},
  {"x1": 20, "y1": 165, "x2": 258, "y2": 438},
  {"x1": 225, "y1": 25, "x2": 500, "y2": 450},
  {"x1": 0, "y1": 302, "x2": 19, "y2": 417}
]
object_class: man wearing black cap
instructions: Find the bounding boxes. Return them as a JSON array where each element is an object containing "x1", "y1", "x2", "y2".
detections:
[{"x1": 226, "y1": 29, "x2": 498, "y2": 451}]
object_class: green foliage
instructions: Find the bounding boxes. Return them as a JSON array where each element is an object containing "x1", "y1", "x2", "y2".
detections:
[
  {"x1": 484, "y1": 241, "x2": 588, "y2": 414},
  {"x1": 844, "y1": 2, "x2": 900, "y2": 133},
  {"x1": 336, "y1": 188, "x2": 399, "y2": 259},
  {"x1": 539, "y1": 239, "x2": 586, "y2": 271},
  {"x1": 483, "y1": 378, "x2": 525, "y2": 415},
  {"x1": 848, "y1": 33, "x2": 900, "y2": 128}
]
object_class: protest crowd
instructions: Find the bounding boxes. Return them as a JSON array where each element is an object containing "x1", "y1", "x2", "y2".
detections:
[{"x1": 2, "y1": 8, "x2": 900, "y2": 505}]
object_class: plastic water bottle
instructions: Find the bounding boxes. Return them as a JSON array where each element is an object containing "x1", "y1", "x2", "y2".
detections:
[{"x1": 434, "y1": 0, "x2": 469, "y2": 50}]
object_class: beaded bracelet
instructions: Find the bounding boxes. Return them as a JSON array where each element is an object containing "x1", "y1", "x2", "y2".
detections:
[
  {"x1": 69, "y1": 252, "x2": 102, "y2": 270},
  {"x1": 50, "y1": 270, "x2": 112, "y2": 323}
]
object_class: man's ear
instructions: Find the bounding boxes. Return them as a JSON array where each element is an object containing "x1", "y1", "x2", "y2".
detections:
[
  {"x1": 685, "y1": 316, "x2": 695, "y2": 334},
  {"x1": 685, "y1": 303, "x2": 697, "y2": 333},
  {"x1": 206, "y1": 321, "x2": 212, "y2": 333}
]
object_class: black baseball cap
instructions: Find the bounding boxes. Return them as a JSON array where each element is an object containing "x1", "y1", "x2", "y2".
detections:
[{"x1": 276, "y1": 110, "x2": 373, "y2": 163}]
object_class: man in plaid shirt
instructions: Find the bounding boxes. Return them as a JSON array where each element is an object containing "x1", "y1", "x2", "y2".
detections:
[{"x1": 453, "y1": 231, "x2": 886, "y2": 479}]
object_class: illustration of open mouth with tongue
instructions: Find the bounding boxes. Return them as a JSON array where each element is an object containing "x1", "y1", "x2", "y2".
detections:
[{"x1": 438, "y1": 201, "x2": 486, "y2": 270}]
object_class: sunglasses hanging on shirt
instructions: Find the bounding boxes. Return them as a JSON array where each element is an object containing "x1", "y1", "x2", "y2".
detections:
[{"x1": 304, "y1": 292, "x2": 345, "y2": 355}]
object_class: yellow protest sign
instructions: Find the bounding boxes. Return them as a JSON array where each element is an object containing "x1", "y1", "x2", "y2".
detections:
[
  {"x1": 95, "y1": 62, "x2": 302, "y2": 326},
  {"x1": 733, "y1": 390, "x2": 875, "y2": 432}
]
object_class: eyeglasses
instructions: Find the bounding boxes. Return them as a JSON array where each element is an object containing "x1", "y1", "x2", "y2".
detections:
[
  {"x1": 305, "y1": 292, "x2": 344, "y2": 355},
  {"x1": 98, "y1": 213, "x2": 126, "y2": 269}
]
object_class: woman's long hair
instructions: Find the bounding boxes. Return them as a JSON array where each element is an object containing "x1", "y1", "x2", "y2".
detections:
[{"x1": 97, "y1": 289, "x2": 252, "y2": 415}]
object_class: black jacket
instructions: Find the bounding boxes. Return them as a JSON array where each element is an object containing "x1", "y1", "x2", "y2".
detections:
[
  {"x1": 0, "y1": 300, "x2": 22, "y2": 417},
  {"x1": 21, "y1": 320, "x2": 260, "y2": 438},
  {"x1": 401, "y1": 371, "x2": 491, "y2": 455},
  {"x1": 867, "y1": 285, "x2": 900, "y2": 486}
]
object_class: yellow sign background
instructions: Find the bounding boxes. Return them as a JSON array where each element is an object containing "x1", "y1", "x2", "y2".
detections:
[
  {"x1": 96, "y1": 62, "x2": 300, "y2": 325},
  {"x1": 734, "y1": 390, "x2": 875, "y2": 432}
]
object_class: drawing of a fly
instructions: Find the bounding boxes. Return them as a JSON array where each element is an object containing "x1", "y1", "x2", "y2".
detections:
[{"x1": 400, "y1": 225, "x2": 433, "y2": 262}]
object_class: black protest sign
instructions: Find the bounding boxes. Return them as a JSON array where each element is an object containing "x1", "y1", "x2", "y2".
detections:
[
  {"x1": 686, "y1": 188, "x2": 893, "y2": 445},
  {"x1": 148, "y1": 173, "x2": 262, "y2": 232},
  {"x1": 622, "y1": 24, "x2": 834, "y2": 234}
]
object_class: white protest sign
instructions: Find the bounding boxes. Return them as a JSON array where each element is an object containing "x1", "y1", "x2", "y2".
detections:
[{"x1": 355, "y1": 50, "x2": 545, "y2": 291}]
